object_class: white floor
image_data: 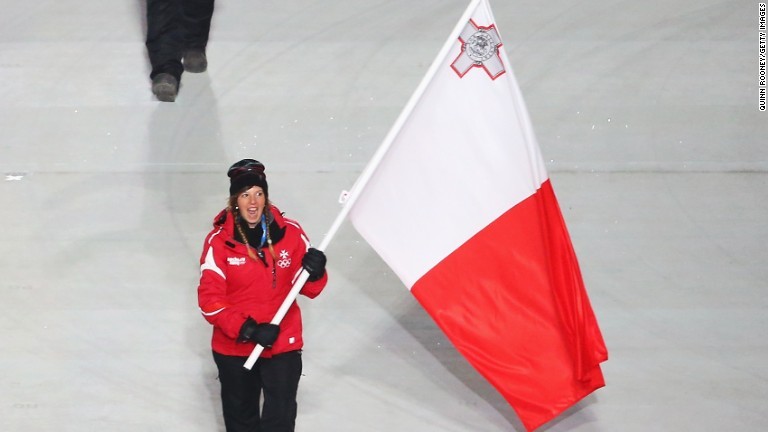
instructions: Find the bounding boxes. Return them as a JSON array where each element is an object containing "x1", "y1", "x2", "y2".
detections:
[{"x1": 1, "y1": 1, "x2": 766, "y2": 431}]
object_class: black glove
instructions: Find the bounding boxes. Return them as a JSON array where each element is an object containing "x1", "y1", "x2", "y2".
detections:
[
  {"x1": 237, "y1": 317, "x2": 280, "y2": 347},
  {"x1": 302, "y1": 247, "x2": 327, "y2": 281}
]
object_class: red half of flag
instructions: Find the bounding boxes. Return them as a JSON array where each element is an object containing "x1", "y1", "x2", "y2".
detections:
[{"x1": 410, "y1": 179, "x2": 607, "y2": 431}]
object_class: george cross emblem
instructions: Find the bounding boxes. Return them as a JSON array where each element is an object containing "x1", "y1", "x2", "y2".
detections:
[{"x1": 450, "y1": 19, "x2": 505, "y2": 80}]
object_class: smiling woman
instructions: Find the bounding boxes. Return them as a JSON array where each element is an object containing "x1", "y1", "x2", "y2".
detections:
[
  {"x1": 235, "y1": 187, "x2": 266, "y2": 227},
  {"x1": 197, "y1": 159, "x2": 329, "y2": 432}
]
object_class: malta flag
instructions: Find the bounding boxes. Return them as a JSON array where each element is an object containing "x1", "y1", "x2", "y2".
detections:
[{"x1": 347, "y1": 0, "x2": 608, "y2": 430}]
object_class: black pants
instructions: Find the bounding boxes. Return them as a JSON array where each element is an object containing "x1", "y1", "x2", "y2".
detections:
[
  {"x1": 213, "y1": 350, "x2": 303, "y2": 432},
  {"x1": 145, "y1": 0, "x2": 215, "y2": 80}
]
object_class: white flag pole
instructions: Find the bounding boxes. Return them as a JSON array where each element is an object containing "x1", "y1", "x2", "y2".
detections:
[{"x1": 243, "y1": 0, "x2": 483, "y2": 370}]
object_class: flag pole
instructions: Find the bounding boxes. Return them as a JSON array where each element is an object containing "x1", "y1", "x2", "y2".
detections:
[{"x1": 243, "y1": 0, "x2": 483, "y2": 370}]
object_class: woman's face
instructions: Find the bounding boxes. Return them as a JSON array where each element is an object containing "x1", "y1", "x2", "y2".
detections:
[{"x1": 236, "y1": 186, "x2": 266, "y2": 228}]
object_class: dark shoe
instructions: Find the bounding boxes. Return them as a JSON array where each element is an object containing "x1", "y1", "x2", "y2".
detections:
[
  {"x1": 151, "y1": 73, "x2": 178, "y2": 102},
  {"x1": 183, "y1": 50, "x2": 207, "y2": 73}
]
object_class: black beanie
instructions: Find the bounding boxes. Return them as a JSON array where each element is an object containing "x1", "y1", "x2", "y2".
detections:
[{"x1": 228, "y1": 159, "x2": 268, "y2": 196}]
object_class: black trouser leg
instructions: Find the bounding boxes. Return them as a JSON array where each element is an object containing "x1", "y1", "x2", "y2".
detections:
[
  {"x1": 260, "y1": 351, "x2": 302, "y2": 432},
  {"x1": 146, "y1": 0, "x2": 184, "y2": 80},
  {"x1": 181, "y1": 0, "x2": 215, "y2": 50},
  {"x1": 214, "y1": 351, "x2": 263, "y2": 432},
  {"x1": 213, "y1": 350, "x2": 302, "y2": 432}
]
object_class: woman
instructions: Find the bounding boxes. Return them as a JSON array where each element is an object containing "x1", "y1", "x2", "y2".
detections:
[{"x1": 197, "y1": 159, "x2": 328, "y2": 432}]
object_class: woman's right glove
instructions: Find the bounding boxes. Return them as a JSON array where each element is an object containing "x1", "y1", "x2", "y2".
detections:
[{"x1": 237, "y1": 317, "x2": 280, "y2": 347}]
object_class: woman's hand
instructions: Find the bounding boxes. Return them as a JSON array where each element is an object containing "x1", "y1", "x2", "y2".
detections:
[{"x1": 302, "y1": 248, "x2": 327, "y2": 281}]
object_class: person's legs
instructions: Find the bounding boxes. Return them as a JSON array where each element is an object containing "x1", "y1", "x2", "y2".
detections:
[
  {"x1": 259, "y1": 351, "x2": 302, "y2": 432},
  {"x1": 180, "y1": 0, "x2": 215, "y2": 72},
  {"x1": 146, "y1": 0, "x2": 184, "y2": 80},
  {"x1": 213, "y1": 351, "x2": 263, "y2": 432},
  {"x1": 182, "y1": 0, "x2": 215, "y2": 50},
  {"x1": 146, "y1": 0, "x2": 184, "y2": 100}
]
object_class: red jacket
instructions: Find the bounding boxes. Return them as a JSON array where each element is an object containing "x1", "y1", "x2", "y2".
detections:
[{"x1": 197, "y1": 206, "x2": 327, "y2": 357}]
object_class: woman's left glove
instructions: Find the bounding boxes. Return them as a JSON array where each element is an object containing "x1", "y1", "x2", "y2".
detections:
[{"x1": 302, "y1": 248, "x2": 327, "y2": 281}]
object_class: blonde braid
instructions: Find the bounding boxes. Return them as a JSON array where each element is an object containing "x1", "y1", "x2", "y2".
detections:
[
  {"x1": 265, "y1": 208, "x2": 278, "y2": 288},
  {"x1": 265, "y1": 218, "x2": 277, "y2": 261}
]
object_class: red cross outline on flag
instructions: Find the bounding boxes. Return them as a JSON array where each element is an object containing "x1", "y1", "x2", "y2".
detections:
[{"x1": 450, "y1": 19, "x2": 505, "y2": 80}]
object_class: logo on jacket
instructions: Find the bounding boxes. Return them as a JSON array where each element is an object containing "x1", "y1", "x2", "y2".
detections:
[
  {"x1": 277, "y1": 249, "x2": 292, "y2": 268},
  {"x1": 227, "y1": 257, "x2": 246, "y2": 266}
]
